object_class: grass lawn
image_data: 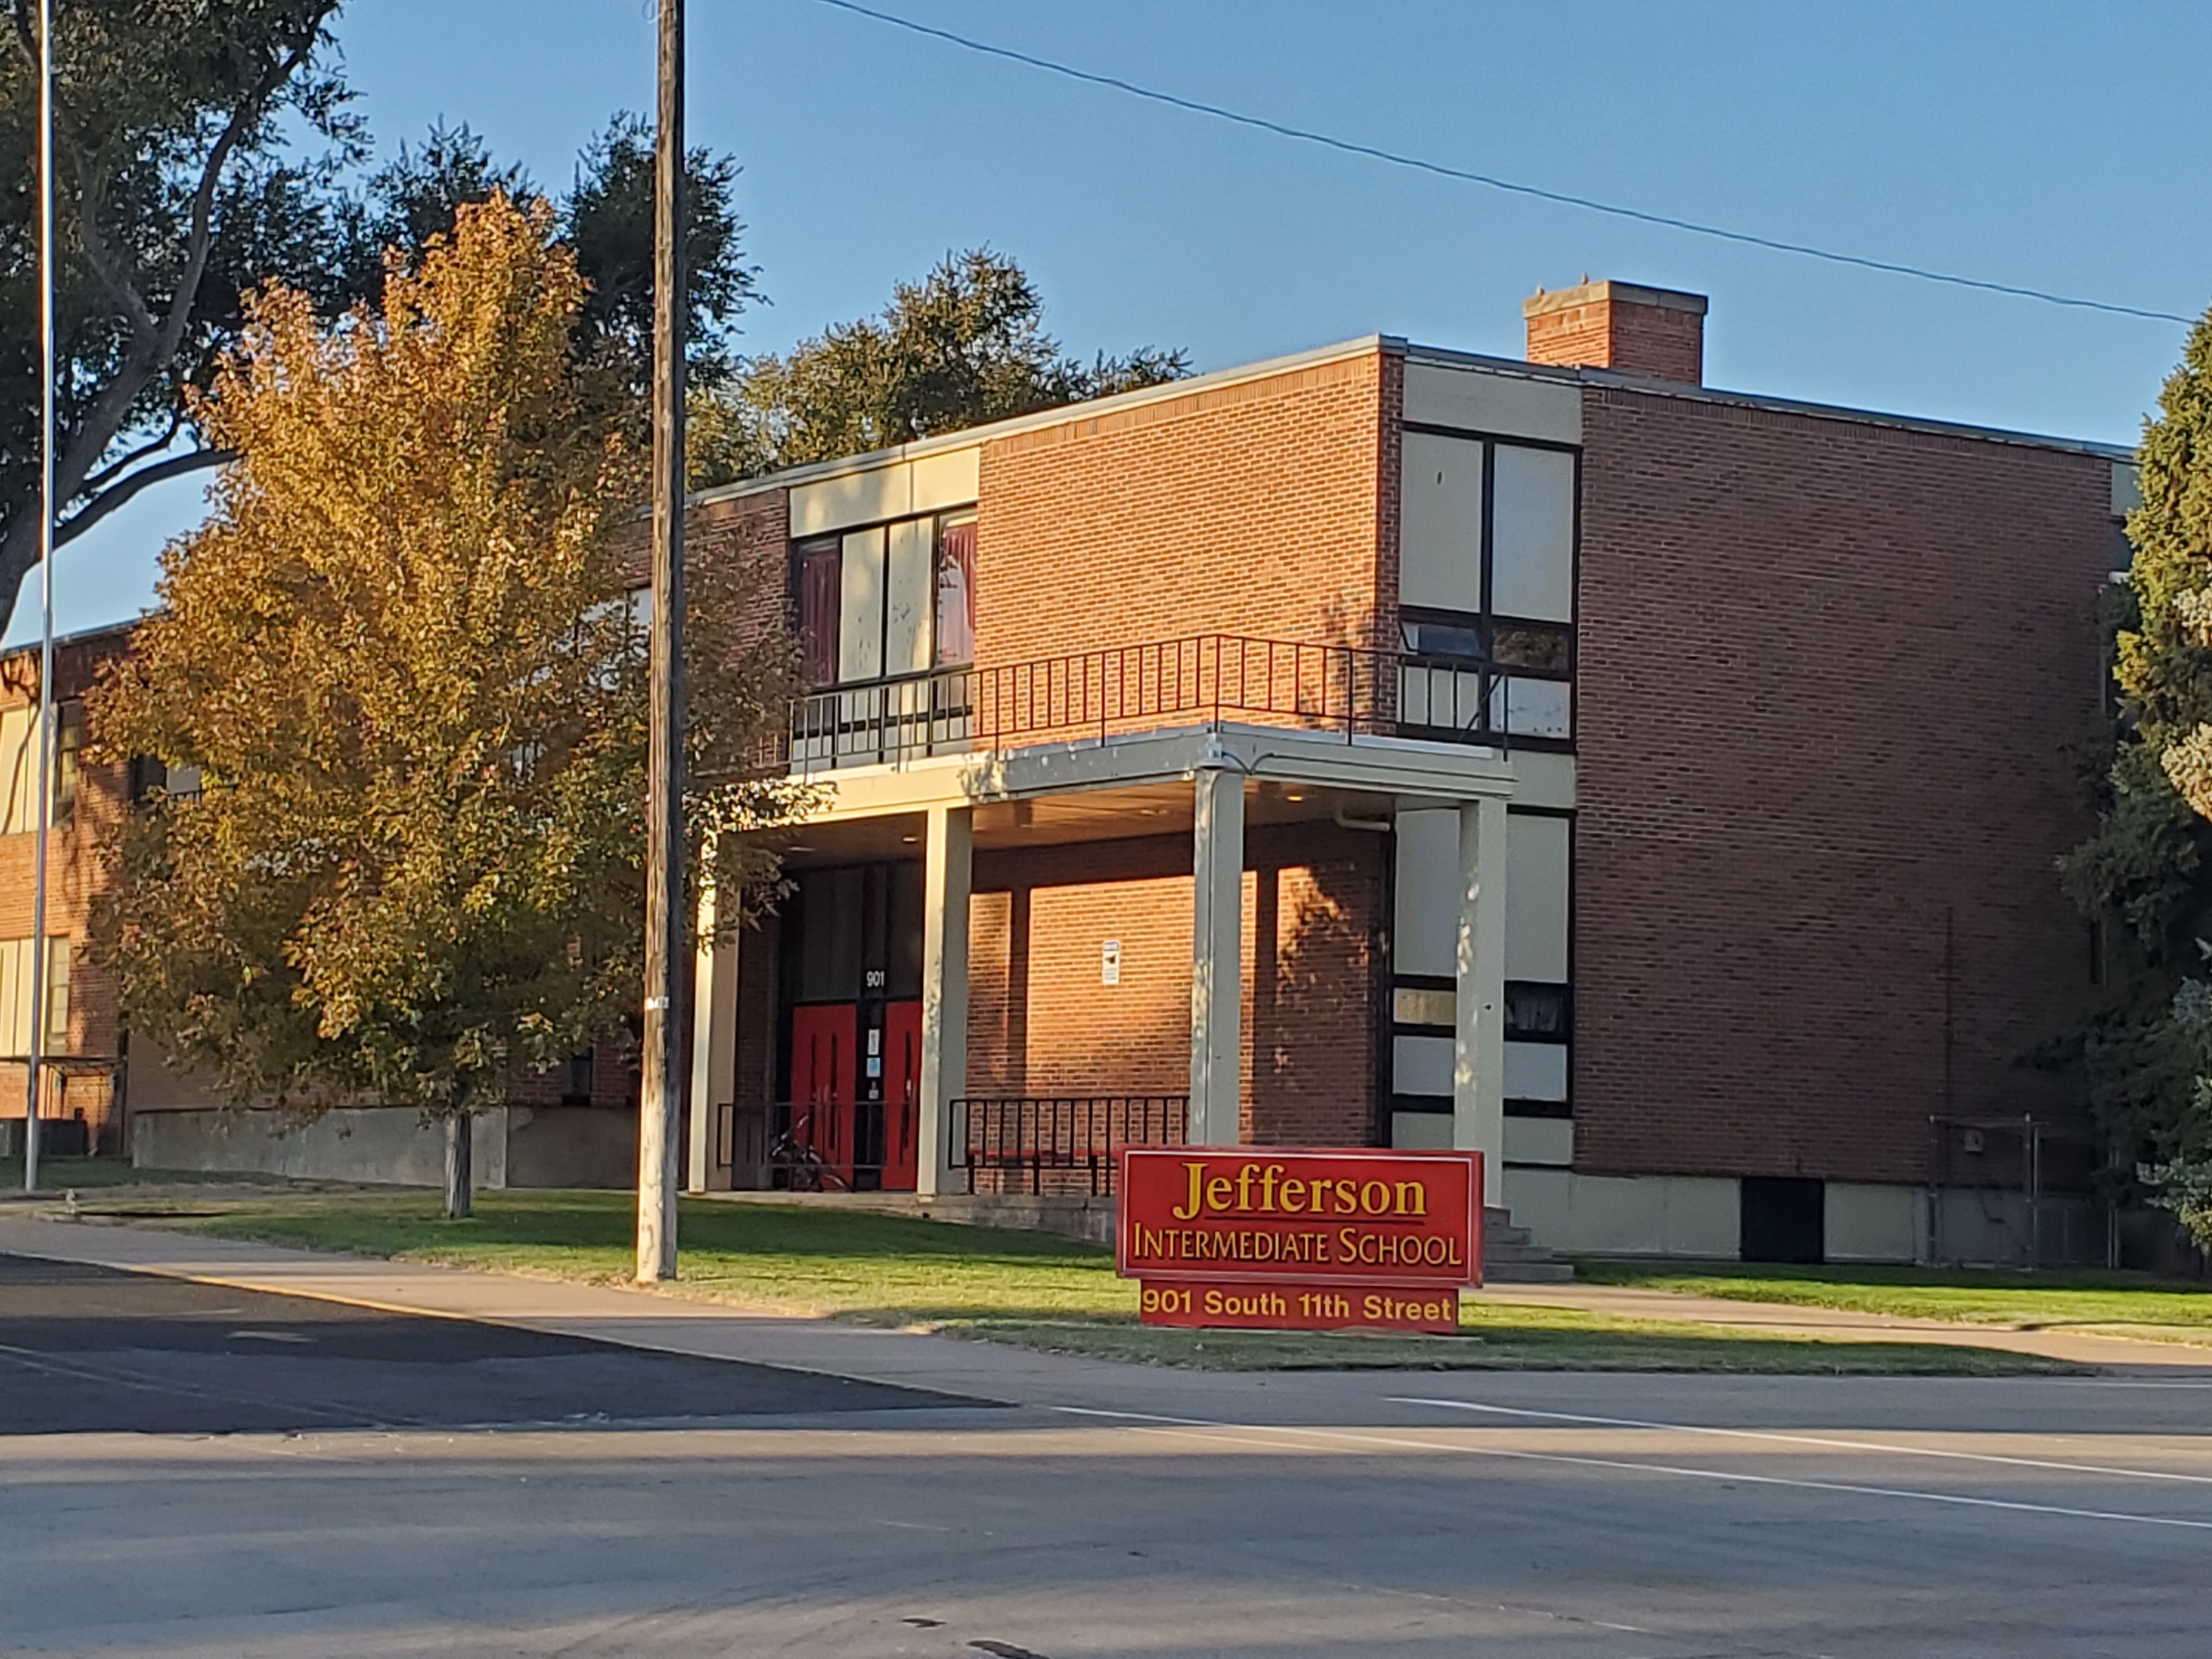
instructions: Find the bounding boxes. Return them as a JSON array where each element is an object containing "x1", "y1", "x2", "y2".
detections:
[
  {"x1": 89, "y1": 1186, "x2": 2079, "y2": 1374},
  {"x1": 1575, "y1": 1259, "x2": 2212, "y2": 1346},
  {"x1": 0, "y1": 1157, "x2": 278, "y2": 1192}
]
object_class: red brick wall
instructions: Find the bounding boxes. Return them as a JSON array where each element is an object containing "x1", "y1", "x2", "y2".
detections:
[
  {"x1": 1, "y1": 631, "x2": 130, "y2": 1146},
  {"x1": 1526, "y1": 292, "x2": 1705, "y2": 384},
  {"x1": 1571, "y1": 386, "x2": 2114, "y2": 1185},
  {"x1": 685, "y1": 487, "x2": 791, "y2": 652},
  {"x1": 968, "y1": 822, "x2": 1381, "y2": 1146},
  {"x1": 976, "y1": 351, "x2": 1391, "y2": 667}
]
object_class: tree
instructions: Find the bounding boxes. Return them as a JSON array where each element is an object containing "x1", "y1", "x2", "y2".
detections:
[
  {"x1": 89, "y1": 196, "x2": 797, "y2": 1217},
  {"x1": 2066, "y1": 302, "x2": 2212, "y2": 1248},
  {"x1": 691, "y1": 248, "x2": 1187, "y2": 486},
  {"x1": 0, "y1": 0, "x2": 759, "y2": 634},
  {"x1": 2, "y1": 0, "x2": 352, "y2": 629},
  {"x1": 347, "y1": 117, "x2": 756, "y2": 394}
]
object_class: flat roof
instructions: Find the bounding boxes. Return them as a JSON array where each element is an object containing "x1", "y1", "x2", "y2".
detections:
[{"x1": 695, "y1": 332, "x2": 2134, "y2": 507}]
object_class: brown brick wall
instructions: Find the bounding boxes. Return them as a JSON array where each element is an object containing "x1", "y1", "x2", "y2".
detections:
[
  {"x1": 975, "y1": 351, "x2": 1391, "y2": 668},
  {"x1": 1571, "y1": 386, "x2": 2114, "y2": 1186},
  {"x1": 967, "y1": 822, "x2": 1381, "y2": 1146}
]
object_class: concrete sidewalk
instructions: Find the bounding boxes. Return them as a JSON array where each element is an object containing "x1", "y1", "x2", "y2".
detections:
[
  {"x1": 4, "y1": 1213, "x2": 2209, "y2": 1395},
  {"x1": 1468, "y1": 1279, "x2": 2212, "y2": 1372}
]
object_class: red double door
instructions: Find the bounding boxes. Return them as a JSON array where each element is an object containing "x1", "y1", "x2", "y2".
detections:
[{"x1": 788, "y1": 1000, "x2": 921, "y2": 1190}]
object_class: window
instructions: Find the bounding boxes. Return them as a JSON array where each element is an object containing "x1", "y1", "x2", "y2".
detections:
[
  {"x1": 792, "y1": 511, "x2": 976, "y2": 687},
  {"x1": 1, "y1": 702, "x2": 82, "y2": 835},
  {"x1": 1397, "y1": 433, "x2": 1577, "y2": 746},
  {"x1": 936, "y1": 516, "x2": 976, "y2": 665},
  {"x1": 0, "y1": 936, "x2": 69, "y2": 1056},
  {"x1": 1489, "y1": 445, "x2": 1576, "y2": 622}
]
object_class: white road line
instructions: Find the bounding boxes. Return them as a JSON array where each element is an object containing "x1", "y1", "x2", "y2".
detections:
[
  {"x1": 1051, "y1": 1406, "x2": 2212, "y2": 1534},
  {"x1": 1389, "y1": 1397, "x2": 2212, "y2": 1486}
]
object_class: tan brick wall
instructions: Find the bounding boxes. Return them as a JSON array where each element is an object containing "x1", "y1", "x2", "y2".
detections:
[
  {"x1": 1571, "y1": 385, "x2": 2114, "y2": 1186},
  {"x1": 975, "y1": 350, "x2": 1392, "y2": 668}
]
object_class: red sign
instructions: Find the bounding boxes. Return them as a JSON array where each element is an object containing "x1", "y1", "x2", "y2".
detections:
[
  {"x1": 1117, "y1": 1147, "x2": 1482, "y2": 1332},
  {"x1": 1137, "y1": 1279, "x2": 1462, "y2": 1334}
]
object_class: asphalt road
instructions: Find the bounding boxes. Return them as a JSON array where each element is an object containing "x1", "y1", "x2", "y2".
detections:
[
  {"x1": 0, "y1": 1252, "x2": 977, "y2": 1433},
  {"x1": 3, "y1": 1250, "x2": 2208, "y2": 1658}
]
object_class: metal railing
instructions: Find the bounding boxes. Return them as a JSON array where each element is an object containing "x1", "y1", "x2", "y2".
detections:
[
  {"x1": 949, "y1": 1094, "x2": 1189, "y2": 1196},
  {"x1": 774, "y1": 634, "x2": 1570, "y2": 771}
]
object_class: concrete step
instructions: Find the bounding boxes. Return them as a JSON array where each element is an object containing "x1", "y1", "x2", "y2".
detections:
[{"x1": 1483, "y1": 1210, "x2": 1574, "y2": 1283}]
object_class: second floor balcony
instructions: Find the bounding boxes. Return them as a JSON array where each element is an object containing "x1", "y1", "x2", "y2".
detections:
[{"x1": 776, "y1": 633, "x2": 1571, "y2": 774}]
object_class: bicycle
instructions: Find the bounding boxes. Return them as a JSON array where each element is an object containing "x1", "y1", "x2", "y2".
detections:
[{"x1": 767, "y1": 1113, "x2": 849, "y2": 1192}]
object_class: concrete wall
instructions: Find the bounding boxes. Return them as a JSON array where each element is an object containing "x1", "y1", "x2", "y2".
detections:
[
  {"x1": 133, "y1": 1106, "x2": 510, "y2": 1189},
  {"x1": 506, "y1": 1104, "x2": 636, "y2": 1189},
  {"x1": 1500, "y1": 1167, "x2": 1740, "y2": 1257}
]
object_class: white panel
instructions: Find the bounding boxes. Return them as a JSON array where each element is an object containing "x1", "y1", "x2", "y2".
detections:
[
  {"x1": 838, "y1": 527, "x2": 886, "y2": 682},
  {"x1": 1503, "y1": 1116, "x2": 1572, "y2": 1166},
  {"x1": 1503, "y1": 1041, "x2": 1568, "y2": 1102},
  {"x1": 791, "y1": 464, "x2": 911, "y2": 537},
  {"x1": 1404, "y1": 364, "x2": 1582, "y2": 444},
  {"x1": 1492, "y1": 676, "x2": 1572, "y2": 740},
  {"x1": 1490, "y1": 444, "x2": 1576, "y2": 621},
  {"x1": 1391, "y1": 1109, "x2": 1454, "y2": 1150},
  {"x1": 1508, "y1": 750, "x2": 1576, "y2": 810},
  {"x1": 1399, "y1": 433, "x2": 1485, "y2": 613},
  {"x1": 1393, "y1": 986, "x2": 1455, "y2": 1027},
  {"x1": 1505, "y1": 813, "x2": 1570, "y2": 983},
  {"x1": 911, "y1": 447, "x2": 981, "y2": 515},
  {"x1": 1393, "y1": 1033, "x2": 1454, "y2": 1098},
  {"x1": 1392, "y1": 808, "x2": 1458, "y2": 978},
  {"x1": 1825, "y1": 1182, "x2": 1920, "y2": 1262},
  {"x1": 884, "y1": 519, "x2": 934, "y2": 676}
]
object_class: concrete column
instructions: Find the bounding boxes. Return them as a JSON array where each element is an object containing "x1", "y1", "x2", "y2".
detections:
[
  {"x1": 685, "y1": 860, "x2": 739, "y2": 1194},
  {"x1": 915, "y1": 803, "x2": 973, "y2": 1197},
  {"x1": 1454, "y1": 795, "x2": 1509, "y2": 1172},
  {"x1": 1189, "y1": 765, "x2": 1245, "y2": 1147}
]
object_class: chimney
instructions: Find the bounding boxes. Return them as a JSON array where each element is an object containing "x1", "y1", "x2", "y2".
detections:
[{"x1": 1523, "y1": 279, "x2": 1708, "y2": 384}]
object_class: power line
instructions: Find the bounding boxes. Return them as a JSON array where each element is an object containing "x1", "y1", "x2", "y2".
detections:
[{"x1": 805, "y1": 0, "x2": 2193, "y2": 328}]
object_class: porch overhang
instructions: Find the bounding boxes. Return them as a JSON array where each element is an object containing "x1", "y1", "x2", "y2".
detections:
[{"x1": 776, "y1": 720, "x2": 1516, "y2": 826}]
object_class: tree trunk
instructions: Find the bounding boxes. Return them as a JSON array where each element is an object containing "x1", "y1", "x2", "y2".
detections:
[{"x1": 443, "y1": 1111, "x2": 473, "y2": 1220}]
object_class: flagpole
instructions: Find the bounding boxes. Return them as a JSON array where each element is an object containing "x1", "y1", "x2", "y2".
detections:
[{"x1": 25, "y1": 0, "x2": 57, "y2": 1192}]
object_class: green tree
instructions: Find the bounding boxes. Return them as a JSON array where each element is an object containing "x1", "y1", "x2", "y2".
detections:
[
  {"x1": 1, "y1": 0, "x2": 758, "y2": 633},
  {"x1": 692, "y1": 248, "x2": 1187, "y2": 485},
  {"x1": 1, "y1": 0, "x2": 352, "y2": 628},
  {"x1": 2066, "y1": 304, "x2": 2212, "y2": 1247},
  {"x1": 89, "y1": 196, "x2": 796, "y2": 1217}
]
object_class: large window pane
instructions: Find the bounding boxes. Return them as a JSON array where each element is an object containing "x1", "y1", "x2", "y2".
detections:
[
  {"x1": 1400, "y1": 433, "x2": 1485, "y2": 613},
  {"x1": 795, "y1": 539, "x2": 841, "y2": 686},
  {"x1": 936, "y1": 517, "x2": 976, "y2": 665},
  {"x1": 1491, "y1": 445, "x2": 1576, "y2": 622},
  {"x1": 837, "y1": 527, "x2": 887, "y2": 682},
  {"x1": 885, "y1": 520, "x2": 934, "y2": 676}
]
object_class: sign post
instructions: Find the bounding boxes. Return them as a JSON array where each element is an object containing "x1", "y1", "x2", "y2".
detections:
[{"x1": 1116, "y1": 1147, "x2": 1482, "y2": 1334}]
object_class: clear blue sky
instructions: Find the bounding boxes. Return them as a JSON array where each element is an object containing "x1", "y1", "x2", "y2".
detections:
[{"x1": 14, "y1": 0, "x2": 2207, "y2": 647}]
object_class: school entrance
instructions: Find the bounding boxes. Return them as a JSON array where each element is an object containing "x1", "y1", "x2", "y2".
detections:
[{"x1": 778, "y1": 861, "x2": 923, "y2": 1189}]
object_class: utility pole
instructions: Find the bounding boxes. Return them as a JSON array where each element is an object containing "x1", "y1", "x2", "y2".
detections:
[
  {"x1": 635, "y1": 0, "x2": 687, "y2": 1282},
  {"x1": 24, "y1": 0, "x2": 57, "y2": 1193}
]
